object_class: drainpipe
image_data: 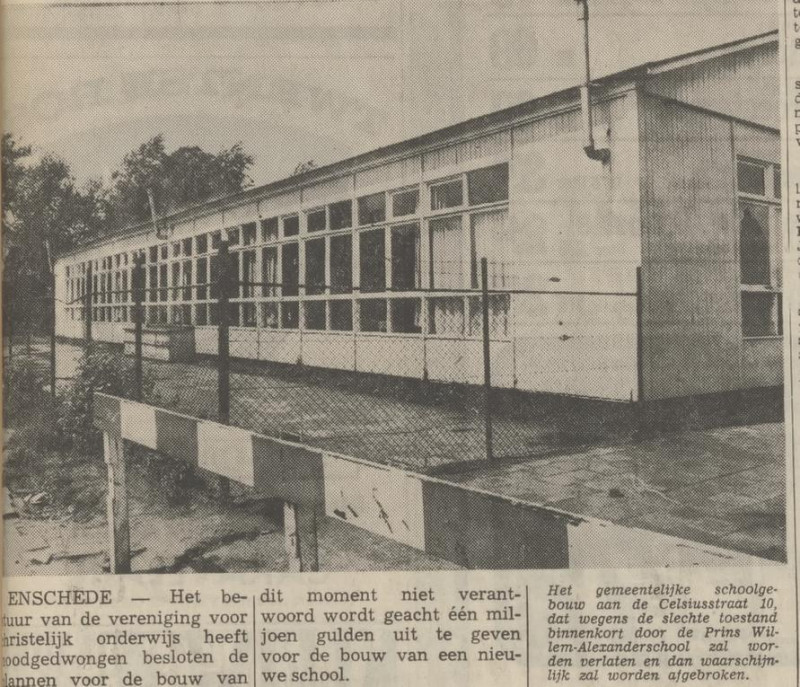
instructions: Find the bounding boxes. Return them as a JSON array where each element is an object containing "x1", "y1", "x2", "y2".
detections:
[{"x1": 575, "y1": 0, "x2": 610, "y2": 163}]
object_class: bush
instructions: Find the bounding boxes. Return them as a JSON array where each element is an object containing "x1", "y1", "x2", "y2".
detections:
[
  {"x1": 3, "y1": 357, "x2": 48, "y2": 423},
  {"x1": 58, "y1": 345, "x2": 152, "y2": 454}
]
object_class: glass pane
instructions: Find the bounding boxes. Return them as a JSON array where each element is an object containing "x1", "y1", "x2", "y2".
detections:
[
  {"x1": 241, "y1": 250, "x2": 256, "y2": 297},
  {"x1": 471, "y1": 209, "x2": 512, "y2": 288},
  {"x1": 739, "y1": 202, "x2": 770, "y2": 285},
  {"x1": 742, "y1": 292, "x2": 777, "y2": 337},
  {"x1": 262, "y1": 217, "x2": 279, "y2": 242},
  {"x1": 242, "y1": 303, "x2": 257, "y2": 327},
  {"x1": 391, "y1": 223, "x2": 420, "y2": 290},
  {"x1": 430, "y1": 179, "x2": 463, "y2": 210},
  {"x1": 262, "y1": 247, "x2": 278, "y2": 297},
  {"x1": 392, "y1": 188, "x2": 419, "y2": 217},
  {"x1": 196, "y1": 234, "x2": 208, "y2": 254},
  {"x1": 281, "y1": 243, "x2": 299, "y2": 296},
  {"x1": 242, "y1": 222, "x2": 257, "y2": 245},
  {"x1": 737, "y1": 161, "x2": 766, "y2": 196},
  {"x1": 283, "y1": 215, "x2": 300, "y2": 237},
  {"x1": 228, "y1": 227, "x2": 240, "y2": 245},
  {"x1": 360, "y1": 299, "x2": 387, "y2": 332},
  {"x1": 359, "y1": 229, "x2": 386, "y2": 293},
  {"x1": 391, "y1": 298, "x2": 421, "y2": 333},
  {"x1": 305, "y1": 238, "x2": 326, "y2": 295},
  {"x1": 262, "y1": 302, "x2": 279, "y2": 329},
  {"x1": 182, "y1": 238, "x2": 193, "y2": 256},
  {"x1": 358, "y1": 193, "x2": 386, "y2": 226},
  {"x1": 330, "y1": 235, "x2": 353, "y2": 294},
  {"x1": 307, "y1": 208, "x2": 326, "y2": 233},
  {"x1": 329, "y1": 200, "x2": 353, "y2": 230},
  {"x1": 281, "y1": 302, "x2": 299, "y2": 329},
  {"x1": 774, "y1": 166, "x2": 782, "y2": 199},
  {"x1": 330, "y1": 301, "x2": 353, "y2": 331},
  {"x1": 305, "y1": 301, "x2": 326, "y2": 330},
  {"x1": 468, "y1": 295, "x2": 510, "y2": 337},
  {"x1": 468, "y1": 163, "x2": 509, "y2": 205},
  {"x1": 430, "y1": 215, "x2": 463, "y2": 288},
  {"x1": 428, "y1": 297, "x2": 464, "y2": 336}
]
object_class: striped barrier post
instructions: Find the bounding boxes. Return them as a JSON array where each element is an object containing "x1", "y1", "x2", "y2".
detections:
[{"x1": 94, "y1": 393, "x2": 775, "y2": 572}]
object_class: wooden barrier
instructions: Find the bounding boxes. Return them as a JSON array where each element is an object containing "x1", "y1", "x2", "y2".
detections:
[{"x1": 93, "y1": 392, "x2": 774, "y2": 573}]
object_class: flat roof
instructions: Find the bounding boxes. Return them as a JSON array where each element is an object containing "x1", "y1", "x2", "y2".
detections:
[{"x1": 58, "y1": 30, "x2": 778, "y2": 259}]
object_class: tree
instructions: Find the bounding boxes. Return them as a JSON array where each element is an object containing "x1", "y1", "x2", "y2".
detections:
[{"x1": 108, "y1": 135, "x2": 254, "y2": 229}]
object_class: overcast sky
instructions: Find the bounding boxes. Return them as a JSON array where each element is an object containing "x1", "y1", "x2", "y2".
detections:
[{"x1": 2, "y1": 0, "x2": 778, "y2": 187}]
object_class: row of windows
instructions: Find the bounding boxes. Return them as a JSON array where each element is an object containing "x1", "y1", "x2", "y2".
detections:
[{"x1": 71, "y1": 294, "x2": 510, "y2": 339}]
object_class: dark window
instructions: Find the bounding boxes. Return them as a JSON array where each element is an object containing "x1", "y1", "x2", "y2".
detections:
[
  {"x1": 391, "y1": 298, "x2": 421, "y2": 333},
  {"x1": 305, "y1": 238, "x2": 326, "y2": 295},
  {"x1": 330, "y1": 301, "x2": 353, "y2": 331},
  {"x1": 304, "y1": 301, "x2": 326, "y2": 330},
  {"x1": 430, "y1": 178, "x2": 463, "y2": 210},
  {"x1": 171, "y1": 263, "x2": 180, "y2": 301},
  {"x1": 281, "y1": 302, "x2": 299, "y2": 329},
  {"x1": 737, "y1": 161, "x2": 766, "y2": 196},
  {"x1": 228, "y1": 227, "x2": 240, "y2": 246},
  {"x1": 742, "y1": 292, "x2": 781, "y2": 337},
  {"x1": 196, "y1": 234, "x2": 208, "y2": 254},
  {"x1": 211, "y1": 231, "x2": 221, "y2": 250},
  {"x1": 281, "y1": 242, "x2": 300, "y2": 296},
  {"x1": 182, "y1": 261, "x2": 192, "y2": 300},
  {"x1": 182, "y1": 238, "x2": 193, "y2": 256},
  {"x1": 358, "y1": 192, "x2": 386, "y2": 225},
  {"x1": 468, "y1": 163, "x2": 509, "y2": 205},
  {"x1": 329, "y1": 200, "x2": 352, "y2": 230},
  {"x1": 242, "y1": 222, "x2": 257, "y2": 245},
  {"x1": 360, "y1": 299, "x2": 387, "y2": 332},
  {"x1": 241, "y1": 250, "x2": 256, "y2": 297},
  {"x1": 359, "y1": 229, "x2": 386, "y2": 293},
  {"x1": 283, "y1": 215, "x2": 300, "y2": 237},
  {"x1": 195, "y1": 304, "x2": 208, "y2": 325},
  {"x1": 242, "y1": 303, "x2": 257, "y2": 327},
  {"x1": 262, "y1": 302, "x2": 279, "y2": 329},
  {"x1": 149, "y1": 266, "x2": 158, "y2": 302},
  {"x1": 307, "y1": 208, "x2": 326, "y2": 233},
  {"x1": 774, "y1": 166, "x2": 782, "y2": 199},
  {"x1": 330, "y1": 235, "x2": 353, "y2": 294},
  {"x1": 159, "y1": 264, "x2": 168, "y2": 301},
  {"x1": 196, "y1": 258, "x2": 208, "y2": 300},
  {"x1": 739, "y1": 202, "x2": 770, "y2": 285},
  {"x1": 262, "y1": 217, "x2": 279, "y2": 242},
  {"x1": 262, "y1": 247, "x2": 278, "y2": 296},
  {"x1": 172, "y1": 242, "x2": 181, "y2": 257},
  {"x1": 160, "y1": 245, "x2": 168, "y2": 260},
  {"x1": 391, "y1": 224, "x2": 420, "y2": 290},
  {"x1": 392, "y1": 188, "x2": 419, "y2": 217}
]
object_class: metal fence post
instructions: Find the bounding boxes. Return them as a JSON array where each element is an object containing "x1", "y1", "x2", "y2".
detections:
[
  {"x1": 49, "y1": 274, "x2": 57, "y2": 400},
  {"x1": 132, "y1": 253, "x2": 146, "y2": 402},
  {"x1": 481, "y1": 257, "x2": 494, "y2": 462},
  {"x1": 104, "y1": 432, "x2": 131, "y2": 574},
  {"x1": 216, "y1": 240, "x2": 232, "y2": 499},
  {"x1": 85, "y1": 264, "x2": 94, "y2": 344}
]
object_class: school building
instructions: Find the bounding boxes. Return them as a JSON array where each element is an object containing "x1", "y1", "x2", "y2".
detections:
[{"x1": 54, "y1": 31, "x2": 782, "y2": 402}]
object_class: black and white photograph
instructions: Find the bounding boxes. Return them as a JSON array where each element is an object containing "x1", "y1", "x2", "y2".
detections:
[{"x1": 2, "y1": 0, "x2": 788, "y2": 576}]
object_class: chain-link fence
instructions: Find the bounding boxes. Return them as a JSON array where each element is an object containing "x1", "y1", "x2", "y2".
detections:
[{"x1": 24, "y1": 242, "x2": 643, "y2": 473}]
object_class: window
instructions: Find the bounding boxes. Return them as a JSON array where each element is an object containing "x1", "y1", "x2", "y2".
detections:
[
  {"x1": 172, "y1": 242, "x2": 181, "y2": 258},
  {"x1": 182, "y1": 260, "x2": 192, "y2": 300},
  {"x1": 242, "y1": 222, "x2": 257, "y2": 246},
  {"x1": 307, "y1": 208, "x2": 326, "y2": 233},
  {"x1": 392, "y1": 188, "x2": 419, "y2": 217},
  {"x1": 467, "y1": 163, "x2": 509, "y2": 205},
  {"x1": 360, "y1": 299, "x2": 387, "y2": 332},
  {"x1": 391, "y1": 298, "x2": 421, "y2": 333},
  {"x1": 468, "y1": 295, "x2": 510, "y2": 338},
  {"x1": 330, "y1": 235, "x2": 353, "y2": 294},
  {"x1": 430, "y1": 178, "x2": 463, "y2": 211},
  {"x1": 430, "y1": 216, "x2": 463, "y2": 288},
  {"x1": 471, "y1": 210, "x2": 512, "y2": 288},
  {"x1": 241, "y1": 250, "x2": 256, "y2": 297},
  {"x1": 305, "y1": 238, "x2": 326, "y2": 295},
  {"x1": 262, "y1": 302, "x2": 279, "y2": 329},
  {"x1": 262, "y1": 217, "x2": 279, "y2": 242},
  {"x1": 359, "y1": 229, "x2": 385, "y2": 293},
  {"x1": 737, "y1": 157, "x2": 782, "y2": 337},
  {"x1": 283, "y1": 214, "x2": 300, "y2": 237},
  {"x1": 305, "y1": 301, "x2": 326, "y2": 330},
  {"x1": 737, "y1": 160, "x2": 766, "y2": 196},
  {"x1": 281, "y1": 242, "x2": 299, "y2": 296},
  {"x1": 160, "y1": 245, "x2": 168, "y2": 260},
  {"x1": 211, "y1": 231, "x2": 221, "y2": 250},
  {"x1": 262, "y1": 247, "x2": 278, "y2": 297},
  {"x1": 228, "y1": 227, "x2": 240, "y2": 246},
  {"x1": 196, "y1": 258, "x2": 208, "y2": 300},
  {"x1": 330, "y1": 301, "x2": 353, "y2": 331},
  {"x1": 428, "y1": 297, "x2": 464, "y2": 336},
  {"x1": 329, "y1": 200, "x2": 352, "y2": 230},
  {"x1": 196, "y1": 234, "x2": 208, "y2": 254},
  {"x1": 171, "y1": 263, "x2": 180, "y2": 301},
  {"x1": 149, "y1": 266, "x2": 158, "y2": 302},
  {"x1": 281, "y1": 302, "x2": 299, "y2": 329},
  {"x1": 391, "y1": 223, "x2": 420, "y2": 290},
  {"x1": 358, "y1": 192, "x2": 386, "y2": 225},
  {"x1": 182, "y1": 238, "x2": 193, "y2": 256},
  {"x1": 159, "y1": 264, "x2": 168, "y2": 301},
  {"x1": 242, "y1": 303, "x2": 257, "y2": 327}
]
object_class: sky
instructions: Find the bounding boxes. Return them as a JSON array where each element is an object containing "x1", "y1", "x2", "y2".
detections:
[{"x1": 2, "y1": 0, "x2": 779, "y2": 188}]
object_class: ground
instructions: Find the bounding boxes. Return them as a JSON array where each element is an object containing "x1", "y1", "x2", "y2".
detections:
[{"x1": 1, "y1": 340, "x2": 787, "y2": 574}]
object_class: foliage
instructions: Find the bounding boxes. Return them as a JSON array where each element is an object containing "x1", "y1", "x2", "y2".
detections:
[
  {"x1": 3, "y1": 356, "x2": 48, "y2": 423},
  {"x1": 108, "y1": 134, "x2": 254, "y2": 228},
  {"x1": 292, "y1": 159, "x2": 317, "y2": 176},
  {"x1": 58, "y1": 345, "x2": 152, "y2": 454}
]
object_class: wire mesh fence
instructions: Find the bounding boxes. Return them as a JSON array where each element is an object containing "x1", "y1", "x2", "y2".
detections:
[{"x1": 25, "y1": 241, "x2": 642, "y2": 473}]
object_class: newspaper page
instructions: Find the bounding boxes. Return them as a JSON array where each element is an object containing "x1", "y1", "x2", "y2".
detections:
[{"x1": 1, "y1": 0, "x2": 798, "y2": 685}]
